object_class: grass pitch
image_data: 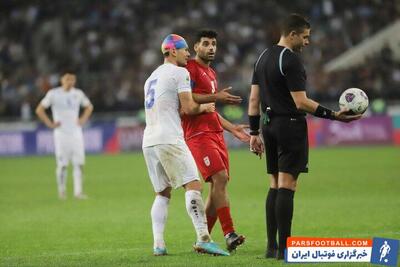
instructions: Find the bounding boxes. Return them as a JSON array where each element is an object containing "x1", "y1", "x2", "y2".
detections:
[{"x1": 1, "y1": 147, "x2": 399, "y2": 266}]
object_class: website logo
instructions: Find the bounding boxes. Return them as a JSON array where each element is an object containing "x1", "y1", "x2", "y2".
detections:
[
  {"x1": 286, "y1": 237, "x2": 399, "y2": 266},
  {"x1": 286, "y1": 237, "x2": 372, "y2": 263},
  {"x1": 370, "y1": 237, "x2": 399, "y2": 266}
]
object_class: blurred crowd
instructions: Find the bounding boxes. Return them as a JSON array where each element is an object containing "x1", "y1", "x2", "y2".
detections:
[{"x1": 0, "y1": 0, "x2": 399, "y2": 119}]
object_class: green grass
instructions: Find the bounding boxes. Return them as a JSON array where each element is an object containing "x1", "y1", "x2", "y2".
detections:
[{"x1": 1, "y1": 147, "x2": 399, "y2": 266}]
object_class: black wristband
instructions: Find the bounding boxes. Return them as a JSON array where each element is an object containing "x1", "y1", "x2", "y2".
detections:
[
  {"x1": 314, "y1": 105, "x2": 335, "y2": 120},
  {"x1": 249, "y1": 115, "x2": 261, "y2": 135}
]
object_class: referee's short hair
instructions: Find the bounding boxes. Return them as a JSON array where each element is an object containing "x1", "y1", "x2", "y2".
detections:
[{"x1": 281, "y1": 14, "x2": 310, "y2": 36}]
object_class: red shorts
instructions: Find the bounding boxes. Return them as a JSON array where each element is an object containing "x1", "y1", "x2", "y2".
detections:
[{"x1": 186, "y1": 132, "x2": 229, "y2": 182}]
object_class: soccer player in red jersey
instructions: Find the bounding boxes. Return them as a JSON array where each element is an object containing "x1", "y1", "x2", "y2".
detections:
[{"x1": 182, "y1": 29, "x2": 249, "y2": 252}]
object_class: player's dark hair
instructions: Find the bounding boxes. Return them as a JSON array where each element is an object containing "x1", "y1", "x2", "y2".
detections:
[
  {"x1": 60, "y1": 71, "x2": 76, "y2": 85},
  {"x1": 194, "y1": 29, "x2": 218, "y2": 43},
  {"x1": 280, "y1": 14, "x2": 310, "y2": 36},
  {"x1": 61, "y1": 68, "x2": 75, "y2": 76},
  {"x1": 163, "y1": 51, "x2": 170, "y2": 57}
]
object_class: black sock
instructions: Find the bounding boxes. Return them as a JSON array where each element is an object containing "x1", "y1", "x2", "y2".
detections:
[
  {"x1": 275, "y1": 188, "x2": 295, "y2": 253},
  {"x1": 266, "y1": 188, "x2": 278, "y2": 250}
]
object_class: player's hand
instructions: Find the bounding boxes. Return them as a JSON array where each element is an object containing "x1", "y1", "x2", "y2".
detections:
[
  {"x1": 231, "y1": 124, "x2": 250, "y2": 143},
  {"x1": 202, "y1": 103, "x2": 216, "y2": 113},
  {"x1": 334, "y1": 109, "x2": 362, "y2": 123},
  {"x1": 48, "y1": 121, "x2": 61, "y2": 129},
  {"x1": 250, "y1": 135, "x2": 264, "y2": 159},
  {"x1": 215, "y1": 87, "x2": 242, "y2": 104}
]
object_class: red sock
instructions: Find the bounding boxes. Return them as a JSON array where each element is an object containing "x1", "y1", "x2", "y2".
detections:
[
  {"x1": 206, "y1": 215, "x2": 218, "y2": 234},
  {"x1": 217, "y1": 206, "x2": 235, "y2": 236}
]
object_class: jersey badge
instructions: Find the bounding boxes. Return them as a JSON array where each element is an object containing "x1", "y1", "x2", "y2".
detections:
[{"x1": 203, "y1": 156, "x2": 210, "y2": 167}]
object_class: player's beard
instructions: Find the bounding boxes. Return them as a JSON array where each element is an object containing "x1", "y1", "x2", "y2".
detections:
[
  {"x1": 293, "y1": 41, "x2": 305, "y2": 53},
  {"x1": 293, "y1": 44, "x2": 303, "y2": 53},
  {"x1": 199, "y1": 53, "x2": 214, "y2": 64}
]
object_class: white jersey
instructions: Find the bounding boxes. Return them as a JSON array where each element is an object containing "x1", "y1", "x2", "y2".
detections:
[
  {"x1": 142, "y1": 63, "x2": 191, "y2": 147},
  {"x1": 40, "y1": 87, "x2": 91, "y2": 136}
]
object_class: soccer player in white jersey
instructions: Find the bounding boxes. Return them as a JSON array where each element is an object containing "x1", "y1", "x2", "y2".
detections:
[
  {"x1": 142, "y1": 34, "x2": 229, "y2": 256},
  {"x1": 36, "y1": 73, "x2": 93, "y2": 200}
]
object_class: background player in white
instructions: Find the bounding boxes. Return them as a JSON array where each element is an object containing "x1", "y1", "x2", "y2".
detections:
[
  {"x1": 142, "y1": 34, "x2": 228, "y2": 256},
  {"x1": 36, "y1": 73, "x2": 93, "y2": 200}
]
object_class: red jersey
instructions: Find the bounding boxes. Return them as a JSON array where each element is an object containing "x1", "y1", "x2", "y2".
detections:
[{"x1": 182, "y1": 59, "x2": 223, "y2": 140}]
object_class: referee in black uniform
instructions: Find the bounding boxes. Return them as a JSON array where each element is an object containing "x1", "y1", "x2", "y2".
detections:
[{"x1": 247, "y1": 14, "x2": 361, "y2": 260}]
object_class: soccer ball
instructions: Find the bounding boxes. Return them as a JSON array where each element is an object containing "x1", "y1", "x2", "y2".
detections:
[{"x1": 339, "y1": 88, "x2": 369, "y2": 114}]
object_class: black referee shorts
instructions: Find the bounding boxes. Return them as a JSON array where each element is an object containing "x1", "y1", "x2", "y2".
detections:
[{"x1": 262, "y1": 116, "x2": 308, "y2": 178}]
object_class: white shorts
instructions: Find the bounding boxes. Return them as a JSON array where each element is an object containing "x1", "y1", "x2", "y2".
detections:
[
  {"x1": 143, "y1": 143, "x2": 200, "y2": 193},
  {"x1": 54, "y1": 133, "x2": 85, "y2": 166}
]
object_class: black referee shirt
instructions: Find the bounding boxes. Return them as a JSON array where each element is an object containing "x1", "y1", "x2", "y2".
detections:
[{"x1": 252, "y1": 45, "x2": 306, "y2": 116}]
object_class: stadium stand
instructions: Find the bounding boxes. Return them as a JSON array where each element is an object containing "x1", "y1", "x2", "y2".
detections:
[{"x1": 0, "y1": 0, "x2": 399, "y2": 118}]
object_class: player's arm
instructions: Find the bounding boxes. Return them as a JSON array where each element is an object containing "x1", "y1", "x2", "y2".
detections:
[
  {"x1": 290, "y1": 91, "x2": 361, "y2": 122},
  {"x1": 285, "y1": 54, "x2": 361, "y2": 123},
  {"x1": 35, "y1": 104, "x2": 60, "y2": 129},
  {"x1": 78, "y1": 92, "x2": 94, "y2": 126},
  {"x1": 192, "y1": 87, "x2": 242, "y2": 104},
  {"x1": 218, "y1": 114, "x2": 250, "y2": 143},
  {"x1": 78, "y1": 104, "x2": 94, "y2": 126},
  {"x1": 200, "y1": 103, "x2": 215, "y2": 113},
  {"x1": 186, "y1": 62, "x2": 241, "y2": 104},
  {"x1": 248, "y1": 84, "x2": 261, "y2": 117},
  {"x1": 177, "y1": 67, "x2": 214, "y2": 115},
  {"x1": 248, "y1": 84, "x2": 264, "y2": 157},
  {"x1": 180, "y1": 103, "x2": 215, "y2": 115},
  {"x1": 179, "y1": 92, "x2": 214, "y2": 115}
]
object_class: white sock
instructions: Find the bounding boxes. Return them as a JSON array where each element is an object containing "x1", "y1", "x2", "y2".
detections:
[
  {"x1": 185, "y1": 190, "x2": 210, "y2": 242},
  {"x1": 151, "y1": 195, "x2": 169, "y2": 249},
  {"x1": 73, "y1": 165, "x2": 83, "y2": 196},
  {"x1": 56, "y1": 165, "x2": 67, "y2": 194}
]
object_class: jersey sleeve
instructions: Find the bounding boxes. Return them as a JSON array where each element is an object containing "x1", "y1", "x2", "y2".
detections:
[
  {"x1": 175, "y1": 67, "x2": 192, "y2": 93},
  {"x1": 251, "y1": 63, "x2": 259, "y2": 85},
  {"x1": 186, "y1": 62, "x2": 198, "y2": 92},
  {"x1": 79, "y1": 90, "x2": 91, "y2": 107},
  {"x1": 284, "y1": 54, "x2": 306, "y2": 92},
  {"x1": 40, "y1": 91, "x2": 53, "y2": 108}
]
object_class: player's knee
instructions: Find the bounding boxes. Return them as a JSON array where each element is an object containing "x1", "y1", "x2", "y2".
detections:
[
  {"x1": 184, "y1": 180, "x2": 203, "y2": 192},
  {"x1": 278, "y1": 180, "x2": 297, "y2": 190},
  {"x1": 214, "y1": 179, "x2": 228, "y2": 191},
  {"x1": 57, "y1": 165, "x2": 67, "y2": 172},
  {"x1": 278, "y1": 172, "x2": 297, "y2": 190},
  {"x1": 73, "y1": 164, "x2": 83, "y2": 171},
  {"x1": 270, "y1": 174, "x2": 279, "y2": 188},
  {"x1": 158, "y1": 187, "x2": 172, "y2": 199},
  {"x1": 211, "y1": 177, "x2": 228, "y2": 193}
]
